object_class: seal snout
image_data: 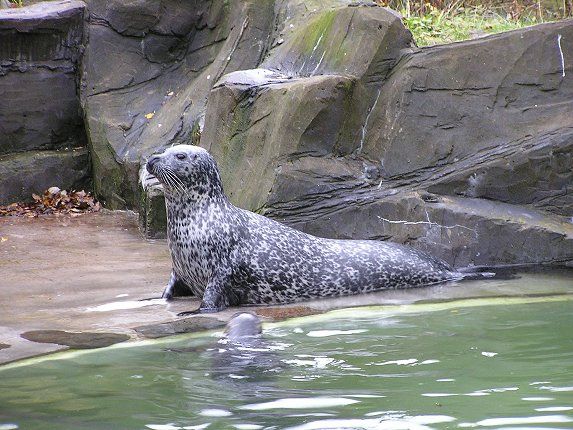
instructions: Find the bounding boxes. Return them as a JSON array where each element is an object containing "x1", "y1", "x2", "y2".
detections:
[{"x1": 146, "y1": 155, "x2": 161, "y2": 174}]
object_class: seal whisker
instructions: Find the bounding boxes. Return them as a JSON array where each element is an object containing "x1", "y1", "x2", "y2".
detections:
[
  {"x1": 155, "y1": 166, "x2": 177, "y2": 191},
  {"x1": 164, "y1": 167, "x2": 185, "y2": 189},
  {"x1": 162, "y1": 168, "x2": 187, "y2": 194}
]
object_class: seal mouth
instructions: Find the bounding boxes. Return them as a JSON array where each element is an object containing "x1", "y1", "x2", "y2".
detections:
[{"x1": 145, "y1": 157, "x2": 187, "y2": 194}]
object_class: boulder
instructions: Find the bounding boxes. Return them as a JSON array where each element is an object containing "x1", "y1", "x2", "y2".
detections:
[
  {"x1": 203, "y1": 72, "x2": 356, "y2": 211},
  {"x1": 81, "y1": 0, "x2": 275, "y2": 208},
  {"x1": 0, "y1": 0, "x2": 89, "y2": 204},
  {"x1": 201, "y1": 15, "x2": 573, "y2": 267},
  {"x1": 0, "y1": 148, "x2": 90, "y2": 203},
  {"x1": 0, "y1": 1, "x2": 86, "y2": 155},
  {"x1": 362, "y1": 21, "x2": 573, "y2": 178}
]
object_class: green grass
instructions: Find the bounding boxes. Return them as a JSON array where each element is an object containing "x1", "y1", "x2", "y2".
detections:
[{"x1": 402, "y1": 6, "x2": 546, "y2": 46}]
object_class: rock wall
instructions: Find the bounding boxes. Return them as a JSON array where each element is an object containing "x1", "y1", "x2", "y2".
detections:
[
  {"x1": 81, "y1": 0, "x2": 275, "y2": 210},
  {"x1": 200, "y1": 7, "x2": 573, "y2": 267},
  {"x1": 0, "y1": 1, "x2": 89, "y2": 204},
  {"x1": 2, "y1": 0, "x2": 571, "y2": 267}
]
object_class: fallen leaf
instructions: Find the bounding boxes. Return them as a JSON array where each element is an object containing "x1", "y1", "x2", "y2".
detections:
[
  {"x1": 0, "y1": 189, "x2": 101, "y2": 217},
  {"x1": 1, "y1": 237, "x2": 7, "y2": 243},
  {"x1": 145, "y1": 112, "x2": 155, "y2": 119}
]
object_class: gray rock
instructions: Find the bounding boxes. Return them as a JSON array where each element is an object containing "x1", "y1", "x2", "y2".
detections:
[
  {"x1": 203, "y1": 73, "x2": 355, "y2": 211},
  {"x1": 362, "y1": 22, "x2": 573, "y2": 178},
  {"x1": 0, "y1": 148, "x2": 90, "y2": 204},
  {"x1": 20, "y1": 330, "x2": 130, "y2": 349},
  {"x1": 428, "y1": 130, "x2": 573, "y2": 217},
  {"x1": 82, "y1": 0, "x2": 275, "y2": 208},
  {"x1": 0, "y1": 69, "x2": 85, "y2": 155},
  {"x1": 139, "y1": 180, "x2": 167, "y2": 239},
  {"x1": 0, "y1": 0, "x2": 89, "y2": 203},
  {"x1": 0, "y1": 0, "x2": 86, "y2": 155},
  {"x1": 135, "y1": 317, "x2": 226, "y2": 339}
]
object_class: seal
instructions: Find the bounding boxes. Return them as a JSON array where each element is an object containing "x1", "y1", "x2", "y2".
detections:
[
  {"x1": 224, "y1": 312, "x2": 262, "y2": 344},
  {"x1": 146, "y1": 145, "x2": 467, "y2": 313}
]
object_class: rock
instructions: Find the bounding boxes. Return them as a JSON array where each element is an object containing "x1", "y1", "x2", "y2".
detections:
[
  {"x1": 82, "y1": 0, "x2": 275, "y2": 208},
  {"x1": 0, "y1": 69, "x2": 86, "y2": 155},
  {"x1": 139, "y1": 180, "x2": 167, "y2": 239},
  {"x1": 135, "y1": 317, "x2": 226, "y2": 339},
  {"x1": 20, "y1": 330, "x2": 130, "y2": 349},
  {"x1": 0, "y1": 148, "x2": 90, "y2": 204},
  {"x1": 428, "y1": 130, "x2": 573, "y2": 217},
  {"x1": 0, "y1": 0, "x2": 89, "y2": 203},
  {"x1": 262, "y1": 6, "x2": 412, "y2": 81},
  {"x1": 362, "y1": 21, "x2": 573, "y2": 177},
  {"x1": 204, "y1": 73, "x2": 356, "y2": 211},
  {"x1": 0, "y1": 0, "x2": 86, "y2": 154}
]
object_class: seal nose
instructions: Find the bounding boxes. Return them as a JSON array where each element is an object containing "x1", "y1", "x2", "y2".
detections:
[{"x1": 146, "y1": 156, "x2": 160, "y2": 174}]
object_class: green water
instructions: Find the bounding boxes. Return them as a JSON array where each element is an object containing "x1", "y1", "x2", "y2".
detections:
[{"x1": 1, "y1": 298, "x2": 572, "y2": 430}]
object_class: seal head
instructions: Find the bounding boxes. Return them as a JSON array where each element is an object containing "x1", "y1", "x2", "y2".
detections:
[
  {"x1": 147, "y1": 146, "x2": 223, "y2": 200},
  {"x1": 224, "y1": 312, "x2": 263, "y2": 344}
]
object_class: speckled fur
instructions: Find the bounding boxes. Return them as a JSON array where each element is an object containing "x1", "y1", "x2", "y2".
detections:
[{"x1": 147, "y1": 145, "x2": 462, "y2": 312}]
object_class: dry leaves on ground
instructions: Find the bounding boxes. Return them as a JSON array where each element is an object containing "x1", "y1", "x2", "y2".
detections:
[{"x1": 0, "y1": 187, "x2": 101, "y2": 217}]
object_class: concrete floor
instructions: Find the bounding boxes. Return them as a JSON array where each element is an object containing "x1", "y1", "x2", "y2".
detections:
[{"x1": 1, "y1": 211, "x2": 572, "y2": 365}]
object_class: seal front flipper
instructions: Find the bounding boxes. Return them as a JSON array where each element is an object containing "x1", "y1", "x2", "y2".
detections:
[
  {"x1": 178, "y1": 273, "x2": 236, "y2": 315},
  {"x1": 162, "y1": 271, "x2": 195, "y2": 300},
  {"x1": 198, "y1": 276, "x2": 231, "y2": 312},
  {"x1": 162, "y1": 271, "x2": 178, "y2": 300}
]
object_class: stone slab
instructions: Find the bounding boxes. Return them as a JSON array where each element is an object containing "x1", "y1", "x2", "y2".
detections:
[{"x1": 0, "y1": 148, "x2": 90, "y2": 204}]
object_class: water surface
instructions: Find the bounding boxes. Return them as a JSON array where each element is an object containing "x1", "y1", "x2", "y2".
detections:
[{"x1": 1, "y1": 296, "x2": 572, "y2": 430}]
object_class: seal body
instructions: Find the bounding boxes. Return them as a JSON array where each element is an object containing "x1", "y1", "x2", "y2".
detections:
[{"x1": 146, "y1": 145, "x2": 463, "y2": 312}]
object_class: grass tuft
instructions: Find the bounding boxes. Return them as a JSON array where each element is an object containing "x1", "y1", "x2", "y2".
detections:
[{"x1": 376, "y1": 1, "x2": 572, "y2": 46}]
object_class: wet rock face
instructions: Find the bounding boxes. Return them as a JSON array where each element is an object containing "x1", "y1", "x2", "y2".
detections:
[
  {"x1": 200, "y1": 11, "x2": 572, "y2": 267},
  {"x1": 0, "y1": 149, "x2": 89, "y2": 204},
  {"x1": 0, "y1": 1, "x2": 89, "y2": 204},
  {"x1": 82, "y1": 0, "x2": 275, "y2": 208},
  {"x1": 3, "y1": 1, "x2": 572, "y2": 267},
  {"x1": 363, "y1": 22, "x2": 573, "y2": 180}
]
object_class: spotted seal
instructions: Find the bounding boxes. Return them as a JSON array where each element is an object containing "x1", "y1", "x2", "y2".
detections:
[
  {"x1": 225, "y1": 312, "x2": 262, "y2": 343},
  {"x1": 146, "y1": 145, "x2": 468, "y2": 313}
]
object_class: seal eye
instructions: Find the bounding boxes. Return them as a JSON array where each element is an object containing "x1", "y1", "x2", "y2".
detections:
[{"x1": 175, "y1": 153, "x2": 186, "y2": 160}]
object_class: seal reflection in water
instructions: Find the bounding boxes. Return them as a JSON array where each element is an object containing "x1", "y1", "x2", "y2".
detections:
[{"x1": 146, "y1": 145, "x2": 466, "y2": 313}]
